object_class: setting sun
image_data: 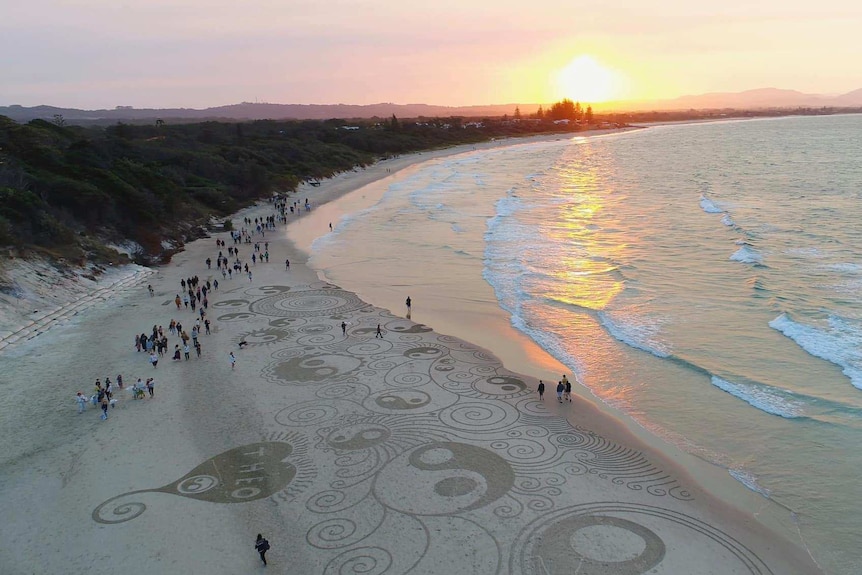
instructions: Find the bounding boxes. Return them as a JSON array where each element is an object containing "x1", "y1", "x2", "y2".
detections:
[{"x1": 554, "y1": 55, "x2": 621, "y2": 103}]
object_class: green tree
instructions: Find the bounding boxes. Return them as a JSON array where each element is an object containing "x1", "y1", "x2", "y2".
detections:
[
  {"x1": 514, "y1": 106, "x2": 522, "y2": 120},
  {"x1": 549, "y1": 99, "x2": 576, "y2": 120},
  {"x1": 536, "y1": 105, "x2": 544, "y2": 119},
  {"x1": 585, "y1": 106, "x2": 594, "y2": 124}
]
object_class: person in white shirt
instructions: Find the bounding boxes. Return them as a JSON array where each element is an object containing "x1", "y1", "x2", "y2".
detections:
[{"x1": 75, "y1": 392, "x2": 88, "y2": 413}]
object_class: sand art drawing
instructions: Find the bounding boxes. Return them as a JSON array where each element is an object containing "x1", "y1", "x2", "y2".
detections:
[
  {"x1": 89, "y1": 283, "x2": 773, "y2": 573},
  {"x1": 92, "y1": 438, "x2": 315, "y2": 524}
]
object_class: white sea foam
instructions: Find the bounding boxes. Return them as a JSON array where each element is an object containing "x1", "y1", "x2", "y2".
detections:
[
  {"x1": 787, "y1": 247, "x2": 823, "y2": 258},
  {"x1": 828, "y1": 262, "x2": 862, "y2": 274},
  {"x1": 721, "y1": 214, "x2": 734, "y2": 226},
  {"x1": 699, "y1": 195, "x2": 724, "y2": 213},
  {"x1": 730, "y1": 245, "x2": 763, "y2": 265},
  {"x1": 710, "y1": 376, "x2": 803, "y2": 418},
  {"x1": 598, "y1": 310, "x2": 671, "y2": 358},
  {"x1": 729, "y1": 468, "x2": 771, "y2": 497},
  {"x1": 769, "y1": 313, "x2": 862, "y2": 390}
]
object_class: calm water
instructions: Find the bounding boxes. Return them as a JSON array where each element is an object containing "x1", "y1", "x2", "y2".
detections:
[{"x1": 302, "y1": 115, "x2": 862, "y2": 574}]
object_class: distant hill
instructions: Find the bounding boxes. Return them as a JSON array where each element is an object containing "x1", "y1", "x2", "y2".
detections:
[
  {"x1": 2, "y1": 87, "x2": 861, "y2": 123},
  {"x1": 595, "y1": 88, "x2": 862, "y2": 112},
  {"x1": 0, "y1": 102, "x2": 540, "y2": 124},
  {"x1": 662, "y1": 88, "x2": 840, "y2": 109}
]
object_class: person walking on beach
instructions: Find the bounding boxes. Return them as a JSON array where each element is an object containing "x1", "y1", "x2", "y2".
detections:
[
  {"x1": 150, "y1": 351, "x2": 159, "y2": 369},
  {"x1": 376, "y1": 324, "x2": 383, "y2": 339},
  {"x1": 175, "y1": 295, "x2": 181, "y2": 310},
  {"x1": 183, "y1": 343, "x2": 191, "y2": 360},
  {"x1": 406, "y1": 296, "x2": 411, "y2": 312},
  {"x1": 255, "y1": 534, "x2": 270, "y2": 566},
  {"x1": 75, "y1": 391, "x2": 88, "y2": 413},
  {"x1": 146, "y1": 378, "x2": 155, "y2": 398},
  {"x1": 556, "y1": 380, "x2": 564, "y2": 403},
  {"x1": 285, "y1": 258, "x2": 290, "y2": 270},
  {"x1": 194, "y1": 340, "x2": 201, "y2": 358},
  {"x1": 564, "y1": 377, "x2": 572, "y2": 403},
  {"x1": 148, "y1": 284, "x2": 154, "y2": 297},
  {"x1": 537, "y1": 380, "x2": 545, "y2": 401},
  {"x1": 229, "y1": 352, "x2": 237, "y2": 370},
  {"x1": 341, "y1": 321, "x2": 347, "y2": 336},
  {"x1": 100, "y1": 395, "x2": 109, "y2": 420}
]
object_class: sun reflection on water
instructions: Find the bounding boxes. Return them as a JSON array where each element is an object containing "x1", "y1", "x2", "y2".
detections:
[{"x1": 541, "y1": 146, "x2": 626, "y2": 312}]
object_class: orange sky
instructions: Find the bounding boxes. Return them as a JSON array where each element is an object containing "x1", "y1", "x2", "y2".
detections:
[{"x1": 1, "y1": 0, "x2": 860, "y2": 108}]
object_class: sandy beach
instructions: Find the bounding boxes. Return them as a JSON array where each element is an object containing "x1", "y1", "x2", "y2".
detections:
[{"x1": 0, "y1": 132, "x2": 821, "y2": 574}]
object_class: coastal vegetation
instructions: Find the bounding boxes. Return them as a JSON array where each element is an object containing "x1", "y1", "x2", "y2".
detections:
[{"x1": 0, "y1": 111, "x2": 611, "y2": 264}]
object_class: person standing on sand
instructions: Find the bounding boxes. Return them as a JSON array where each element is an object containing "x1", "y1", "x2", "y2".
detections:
[
  {"x1": 75, "y1": 392, "x2": 88, "y2": 413},
  {"x1": 146, "y1": 378, "x2": 155, "y2": 398},
  {"x1": 285, "y1": 259, "x2": 290, "y2": 270},
  {"x1": 376, "y1": 324, "x2": 383, "y2": 339},
  {"x1": 341, "y1": 321, "x2": 347, "y2": 336},
  {"x1": 255, "y1": 534, "x2": 270, "y2": 566},
  {"x1": 175, "y1": 295, "x2": 181, "y2": 310},
  {"x1": 537, "y1": 380, "x2": 545, "y2": 401},
  {"x1": 229, "y1": 352, "x2": 237, "y2": 370},
  {"x1": 564, "y1": 377, "x2": 572, "y2": 403},
  {"x1": 556, "y1": 380, "x2": 564, "y2": 403},
  {"x1": 406, "y1": 296, "x2": 411, "y2": 312},
  {"x1": 183, "y1": 343, "x2": 190, "y2": 360},
  {"x1": 100, "y1": 395, "x2": 109, "y2": 420},
  {"x1": 150, "y1": 351, "x2": 159, "y2": 369}
]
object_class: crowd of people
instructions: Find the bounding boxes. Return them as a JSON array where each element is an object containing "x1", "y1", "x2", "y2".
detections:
[
  {"x1": 75, "y1": 375, "x2": 155, "y2": 420},
  {"x1": 76, "y1": 208, "x2": 289, "y2": 420}
]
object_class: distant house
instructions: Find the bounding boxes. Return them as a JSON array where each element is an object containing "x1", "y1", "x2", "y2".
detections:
[
  {"x1": 463, "y1": 122, "x2": 484, "y2": 129},
  {"x1": 338, "y1": 126, "x2": 360, "y2": 130},
  {"x1": 553, "y1": 119, "x2": 570, "y2": 125}
]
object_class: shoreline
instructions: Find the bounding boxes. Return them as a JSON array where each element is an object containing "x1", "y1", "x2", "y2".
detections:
[
  {"x1": 0, "y1": 125, "x2": 822, "y2": 573},
  {"x1": 284, "y1": 129, "x2": 822, "y2": 568}
]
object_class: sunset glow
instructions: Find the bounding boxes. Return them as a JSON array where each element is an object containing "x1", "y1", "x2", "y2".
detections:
[
  {"x1": 0, "y1": 1, "x2": 860, "y2": 109},
  {"x1": 554, "y1": 56, "x2": 622, "y2": 104}
]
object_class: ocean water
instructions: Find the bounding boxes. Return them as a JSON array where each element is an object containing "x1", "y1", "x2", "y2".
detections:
[{"x1": 297, "y1": 115, "x2": 862, "y2": 574}]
